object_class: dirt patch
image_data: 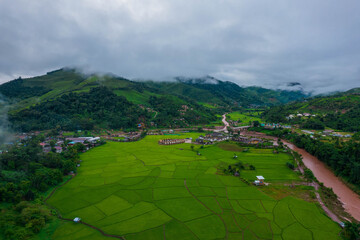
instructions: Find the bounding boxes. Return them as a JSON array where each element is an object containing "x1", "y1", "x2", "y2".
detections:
[{"x1": 217, "y1": 143, "x2": 243, "y2": 152}]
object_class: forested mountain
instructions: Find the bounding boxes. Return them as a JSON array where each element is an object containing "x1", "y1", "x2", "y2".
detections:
[
  {"x1": 262, "y1": 92, "x2": 360, "y2": 131},
  {"x1": 0, "y1": 68, "x2": 308, "y2": 131},
  {"x1": 147, "y1": 76, "x2": 308, "y2": 106}
]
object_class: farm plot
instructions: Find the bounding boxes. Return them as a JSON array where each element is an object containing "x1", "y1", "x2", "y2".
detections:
[
  {"x1": 48, "y1": 134, "x2": 340, "y2": 240},
  {"x1": 226, "y1": 112, "x2": 262, "y2": 126}
]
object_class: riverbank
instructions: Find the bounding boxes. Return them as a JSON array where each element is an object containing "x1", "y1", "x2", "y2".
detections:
[{"x1": 240, "y1": 130, "x2": 360, "y2": 221}]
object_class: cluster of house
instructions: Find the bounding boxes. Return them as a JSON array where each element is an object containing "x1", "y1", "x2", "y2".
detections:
[
  {"x1": 147, "y1": 131, "x2": 164, "y2": 135},
  {"x1": 103, "y1": 132, "x2": 142, "y2": 142},
  {"x1": 262, "y1": 123, "x2": 291, "y2": 129},
  {"x1": 322, "y1": 130, "x2": 351, "y2": 138},
  {"x1": 179, "y1": 105, "x2": 192, "y2": 113},
  {"x1": 162, "y1": 129, "x2": 175, "y2": 134},
  {"x1": 39, "y1": 137, "x2": 101, "y2": 153},
  {"x1": 40, "y1": 141, "x2": 63, "y2": 153},
  {"x1": 232, "y1": 136, "x2": 263, "y2": 145},
  {"x1": 301, "y1": 129, "x2": 352, "y2": 138},
  {"x1": 158, "y1": 138, "x2": 192, "y2": 145},
  {"x1": 66, "y1": 137, "x2": 100, "y2": 145},
  {"x1": 287, "y1": 113, "x2": 316, "y2": 119},
  {"x1": 195, "y1": 132, "x2": 230, "y2": 144}
]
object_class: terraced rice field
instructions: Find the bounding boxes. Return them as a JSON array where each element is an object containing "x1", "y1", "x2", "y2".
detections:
[{"x1": 47, "y1": 134, "x2": 340, "y2": 240}]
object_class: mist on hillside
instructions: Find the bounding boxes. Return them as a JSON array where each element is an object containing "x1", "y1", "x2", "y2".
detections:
[{"x1": 0, "y1": 96, "x2": 14, "y2": 145}]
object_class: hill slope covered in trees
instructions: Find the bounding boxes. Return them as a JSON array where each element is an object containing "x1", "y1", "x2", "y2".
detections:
[
  {"x1": 262, "y1": 92, "x2": 360, "y2": 131},
  {"x1": 0, "y1": 68, "x2": 308, "y2": 131}
]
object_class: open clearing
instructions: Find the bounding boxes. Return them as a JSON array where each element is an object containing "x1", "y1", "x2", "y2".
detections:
[{"x1": 47, "y1": 134, "x2": 340, "y2": 239}]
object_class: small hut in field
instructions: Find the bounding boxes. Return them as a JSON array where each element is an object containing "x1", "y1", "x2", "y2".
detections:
[{"x1": 254, "y1": 176, "x2": 265, "y2": 186}]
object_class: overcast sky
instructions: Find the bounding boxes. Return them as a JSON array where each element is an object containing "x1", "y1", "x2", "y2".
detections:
[{"x1": 1, "y1": 0, "x2": 360, "y2": 94}]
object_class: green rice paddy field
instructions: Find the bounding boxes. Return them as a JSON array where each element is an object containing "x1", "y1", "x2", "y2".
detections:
[
  {"x1": 226, "y1": 112, "x2": 262, "y2": 126},
  {"x1": 47, "y1": 134, "x2": 340, "y2": 240}
]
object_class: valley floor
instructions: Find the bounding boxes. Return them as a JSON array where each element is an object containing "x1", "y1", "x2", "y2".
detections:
[{"x1": 44, "y1": 134, "x2": 341, "y2": 240}]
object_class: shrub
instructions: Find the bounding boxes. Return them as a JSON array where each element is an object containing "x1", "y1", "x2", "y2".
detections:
[
  {"x1": 304, "y1": 169, "x2": 315, "y2": 180},
  {"x1": 286, "y1": 162, "x2": 295, "y2": 170}
]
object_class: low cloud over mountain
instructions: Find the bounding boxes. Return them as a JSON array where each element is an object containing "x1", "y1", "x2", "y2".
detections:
[{"x1": 1, "y1": 0, "x2": 360, "y2": 94}]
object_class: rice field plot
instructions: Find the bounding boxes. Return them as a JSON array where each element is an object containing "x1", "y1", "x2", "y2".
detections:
[
  {"x1": 47, "y1": 134, "x2": 340, "y2": 240},
  {"x1": 226, "y1": 112, "x2": 262, "y2": 125}
]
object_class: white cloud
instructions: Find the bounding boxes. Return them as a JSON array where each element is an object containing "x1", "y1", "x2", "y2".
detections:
[{"x1": 0, "y1": 0, "x2": 360, "y2": 94}]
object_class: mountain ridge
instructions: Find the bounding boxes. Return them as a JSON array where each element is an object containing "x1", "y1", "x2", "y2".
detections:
[{"x1": 1, "y1": 68, "x2": 358, "y2": 132}]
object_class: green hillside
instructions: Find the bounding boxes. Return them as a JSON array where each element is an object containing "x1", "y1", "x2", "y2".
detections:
[
  {"x1": 0, "y1": 68, "x2": 308, "y2": 132},
  {"x1": 262, "y1": 92, "x2": 360, "y2": 131}
]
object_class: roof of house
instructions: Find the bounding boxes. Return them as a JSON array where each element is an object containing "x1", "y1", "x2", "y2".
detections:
[{"x1": 256, "y1": 176, "x2": 265, "y2": 180}]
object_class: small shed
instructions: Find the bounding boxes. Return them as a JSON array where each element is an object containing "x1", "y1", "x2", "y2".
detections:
[
  {"x1": 73, "y1": 217, "x2": 81, "y2": 223},
  {"x1": 254, "y1": 176, "x2": 265, "y2": 186}
]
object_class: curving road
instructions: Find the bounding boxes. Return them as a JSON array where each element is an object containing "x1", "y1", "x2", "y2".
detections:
[{"x1": 214, "y1": 114, "x2": 229, "y2": 133}]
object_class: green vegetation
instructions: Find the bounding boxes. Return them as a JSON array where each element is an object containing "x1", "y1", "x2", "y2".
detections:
[
  {"x1": 45, "y1": 135, "x2": 340, "y2": 239},
  {"x1": 9, "y1": 87, "x2": 215, "y2": 132},
  {"x1": 0, "y1": 136, "x2": 80, "y2": 203},
  {"x1": 0, "y1": 136, "x2": 89, "y2": 239},
  {"x1": 226, "y1": 112, "x2": 262, "y2": 126},
  {"x1": 0, "y1": 201, "x2": 52, "y2": 240},
  {"x1": 258, "y1": 127, "x2": 360, "y2": 190},
  {"x1": 0, "y1": 78, "x2": 50, "y2": 100},
  {"x1": 342, "y1": 221, "x2": 360, "y2": 240},
  {"x1": 262, "y1": 93, "x2": 360, "y2": 132},
  {"x1": 1, "y1": 68, "x2": 308, "y2": 133},
  {"x1": 10, "y1": 87, "x2": 147, "y2": 131}
]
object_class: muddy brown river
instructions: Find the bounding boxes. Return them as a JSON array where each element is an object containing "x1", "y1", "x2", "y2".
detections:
[{"x1": 242, "y1": 131, "x2": 360, "y2": 221}]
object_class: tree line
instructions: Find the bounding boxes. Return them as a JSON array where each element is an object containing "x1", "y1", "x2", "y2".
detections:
[
  {"x1": 0, "y1": 136, "x2": 89, "y2": 239},
  {"x1": 257, "y1": 127, "x2": 360, "y2": 188}
]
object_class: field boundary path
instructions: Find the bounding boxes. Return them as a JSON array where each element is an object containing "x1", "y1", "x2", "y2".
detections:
[
  {"x1": 312, "y1": 182, "x2": 342, "y2": 224},
  {"x1": 286, "y1": 182, "x2": 342, "y2": 224},
  {"x1": 44, "y1": 175, "x2": 126, "y2": 239}
]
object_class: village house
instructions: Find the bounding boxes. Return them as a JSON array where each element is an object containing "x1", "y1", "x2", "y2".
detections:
[
  {"x1": 322, "y1": 130, "x2": 334, "y2": 136},
  {"x1": 264, "y1": 123, "x2": 291, "y2": 129},
  {"x1": 54, "y1": 146, "x2": 63, "y2": 153},
  {"x1": 195, "y1": 135, "x2": 205, "y2": 144},
  {"x1": 301, "y1": 130, "x2": 314, "y2": 135},
  {"x1": 148, "y1": 131, "x2": 163, "y2": 135},
  {"x1": 249, "y1": 138, "x2": 262, "y2": 144},
  {"x1": 288, "y1": 114, "x2": 295, "y2": 119},
  {"x1": 184, "y1": 138, "x2": 192, "y2": 144},
  {"x1": 254, "y1": 176, "x2": 265, "y2": 186},
  {"x1": 195, "y1": 133, "x2": 230, "y2": 144},
  {"x1": 205, "y1": 132, "x2": 230, "y2": 142}
]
